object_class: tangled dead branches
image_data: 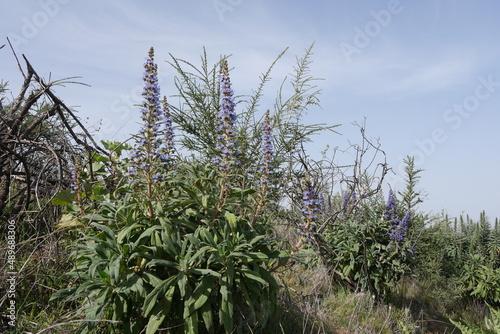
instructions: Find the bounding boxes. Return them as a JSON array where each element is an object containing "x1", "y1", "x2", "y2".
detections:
[{"x1": 0, "y1": 40, "x2": 106, "y2": 225}]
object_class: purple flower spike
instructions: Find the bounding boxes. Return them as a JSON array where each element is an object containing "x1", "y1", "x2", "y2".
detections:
[
  {"x1": 384, "y1": 189, "x2": 397, "y2": 222},
  {"x1": 389, "y1": 210, "x2": 411, "y2": 242},
  {"x1": 297, "y1": 178, "x2": 319, "y2": 242},
  {"x1": 130, "y1": 47, "x2": 175, "y2": 174},
  {"x1": 257, "y1": 110, "x2": 274, "y2": 195},
  {"x1": 213, "y1": 60, "x2": 238, "y2": 173},
  {"x1": 161, "y1": 97, "x2": 175, "y2": 166}
]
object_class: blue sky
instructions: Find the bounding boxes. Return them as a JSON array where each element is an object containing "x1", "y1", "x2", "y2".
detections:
[{"x1": 2, "y1": 0, "x2": 500, "y2": 221}]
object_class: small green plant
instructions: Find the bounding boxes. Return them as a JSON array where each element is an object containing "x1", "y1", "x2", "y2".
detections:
[
  {"x1": 321, "y1": 189, "x2": 415, "y2": 298},
  {"x1": 460, "y1": 255, "x2": 500, "y2": 305},
  {"x1": 450, "y1": 304, "x2": 500, "y2": 334}
]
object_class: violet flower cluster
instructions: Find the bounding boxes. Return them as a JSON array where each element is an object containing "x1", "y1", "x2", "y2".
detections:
[
  {"x1": 383, "y1": 189, "x2": 398, "y2": 223},
  {"x1": 318, "y1": 192, "x2": 326, "y2": 213},
  {"x1": 257, "y1": 110, "x2": 274, "y2": 196},
  {"x1": 339, "y1": 190, "x2": 357, "y2": 219},
  {"x1": 383, "y1": 189, "x2": 411, "y2": 242},
  {"x1": 129, "y1": 47, "x2": 174, "y2": 177},
  {"x1": 297, "y1": 178, "x2": 318, "y2": 240},
  {"x1": 342, "y1": 190, "x2": 357, "y2": 209},
  {"x1": 213, "y1": 60, "x2": 238, "y2": 173},
  {"x1": 161, "y1": 96, "x2": 175, "y2": 165},
  {"x1": 390, "y1": 210, "x2": 411, "y2": 242}
]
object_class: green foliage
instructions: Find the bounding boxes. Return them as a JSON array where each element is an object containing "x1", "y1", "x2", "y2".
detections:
[
  {"x1": 52, "y1": 158, "x2": 284, "y2": 333},
  {"x1": 460, "y1": 255, "x2": 500, "y2": 305},
  {"x1": 398, "y1": 156, "x2": 424, "y2": 213},
  {"x1": 12, "y1": 45, "x2": 500, "y2": 334},
  {"x1": 49, "y1": 47, "x2": 295, "y2": 333},
  {"x1": 450, "y1": 304, "x2": 500, "y2": 334},
  {"x1": 322, "y1": 202, "x2": 414, "y2": 298},
  {"x1": 167, "y1": 44, "x2": 338, "y2": 174}
]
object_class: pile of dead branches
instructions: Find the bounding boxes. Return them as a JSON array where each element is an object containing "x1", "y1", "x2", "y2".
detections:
[{"x1": 0, "y1": 41, "x2": 106, "y2": 227}]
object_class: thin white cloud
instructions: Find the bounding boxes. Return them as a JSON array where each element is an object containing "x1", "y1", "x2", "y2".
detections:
[{"x1": 319, "y1": 46, "x2": 479, "y2": 100}]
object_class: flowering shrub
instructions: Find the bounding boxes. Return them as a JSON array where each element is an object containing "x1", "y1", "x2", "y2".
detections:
[
  {"x1": 321, "y1": 188, "x2": 416, "y2": 298},
  {"x1": 51, "y1": 48, "x2": 285, "y2": 334}
]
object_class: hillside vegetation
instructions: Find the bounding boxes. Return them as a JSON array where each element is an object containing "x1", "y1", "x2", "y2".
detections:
[{"x1": 1, "y1": 45, "x2": 499, "y2": 333}]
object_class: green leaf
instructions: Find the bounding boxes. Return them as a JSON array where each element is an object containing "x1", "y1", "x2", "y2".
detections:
[
  {"x1": 143, "y1": 276, "x2": 177, "y2": 316},
  {"x1": 145, "y1": 258, "x2": 178, "y2": 269},
  {"x1": 146, "y1": 312, "x2": 167, "y2": 334},
  {"x1": 177, "y1": 271, "x2": 188, "y2": 299},
  {"x1": 117, "y1": 223, "x2": 144, "y2": 244},
  {"x1": 108, "y1": 255, "x2": 123, "y2": 283},
  {"x1": 113, "y1": 295, "x2": 125, "y2": 320},
  {"x1": 229, "y1": 251, "x2": 269, "y2": 261},
  {"x1": 140, "y1": 272, "x2": 162, "y2": 287},
  {"x1": 240, "y1": 269, "x2": 267, "y2": 286},
  {"x1": 192, "y1": 275, "x2": 217, "y2": 311},
  {"x1": 224, "y1": 211, "x2": 237, "y2": 229},
  {"x1": 189, "y1": 245, "x2": 213, "y2": 265},
  {"x1": 91, "y1": 222, "x2": 116, "y2": 242},
  {"x1": 49, "y1": 286, "x2": 78, "y2": 302},
  {"x1": 51, "y1": 189, "x2": 74, "y2": 205},
  {"x1": 248, "y1": 235, "x2": 266, "y2": 245},
  {"x1": 202, "y1": 195, "x2": 210, "y2": 208},
  {"x1": 84, "y1": 213, "x2": 112, "y2": 222},
  {"x1": 190, "y1": 268, "x2": 221, "y2": 278},
  {"x1": 220, "y1": 277, "x2": 233, "y2": 333},
  {"x1": 200, "y1": 228, "x2": 217, "y2": 248},
  {"x1": 55, "y1": 214, "x2": 83, "y2": 228},
  {"x1": 116, "y1": 273, "x2": 140, "y2": 293},
  {"x1": 184, "y1": 310, "x2": 198, "y2": 334},
  {"x1": 199, "y1": 300, "x2": 214, "y2": 333}
]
